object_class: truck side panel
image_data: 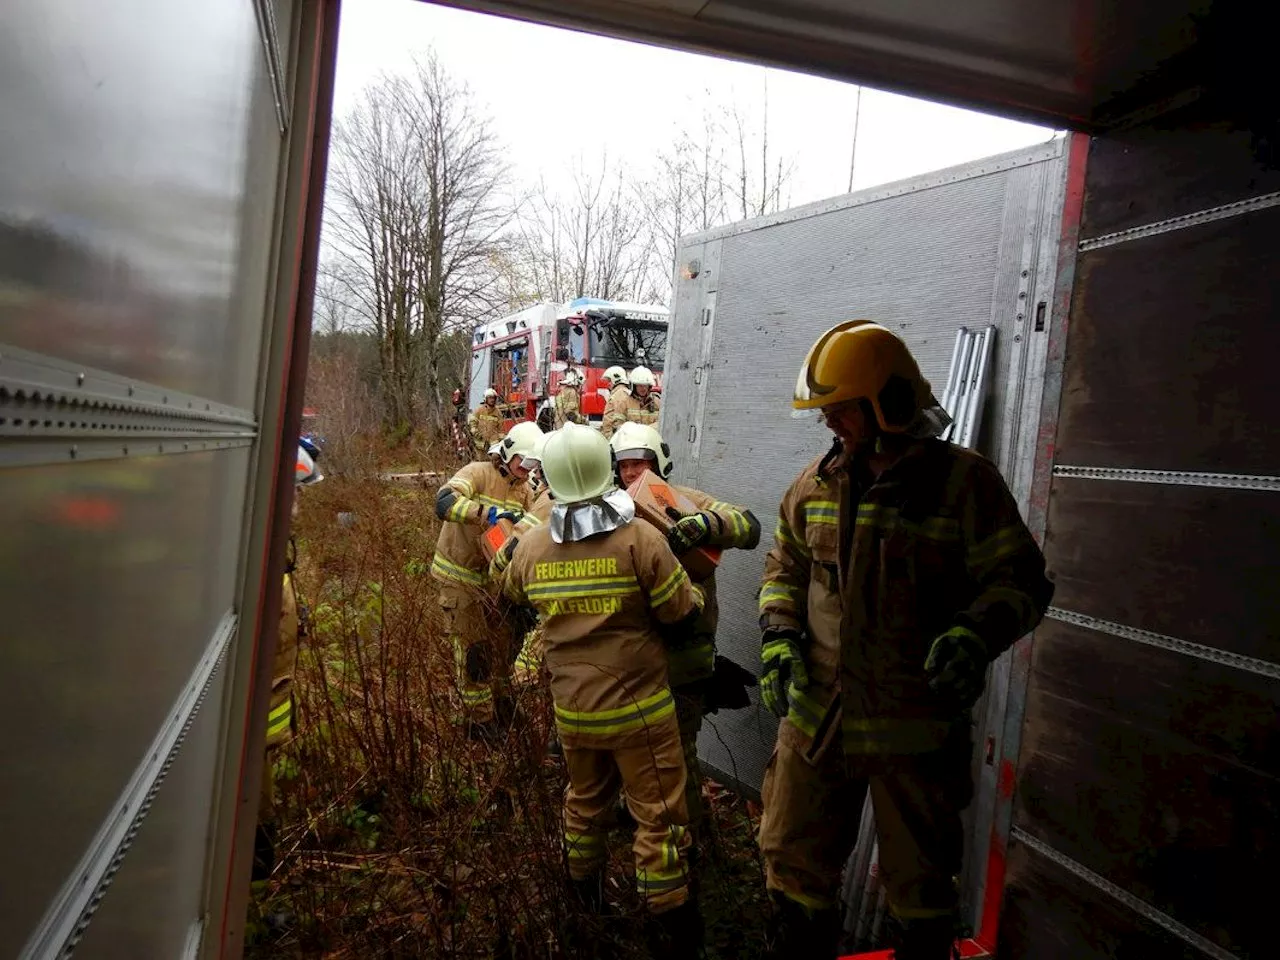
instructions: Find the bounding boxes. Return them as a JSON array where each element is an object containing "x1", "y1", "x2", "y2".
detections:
[
  {"x1": 663, "y1": 143, "x2": 1067, "y2": 933},
  {"x1": 1001, "y1": 115, "x2": 1280, "y2": 960},
  {"x1": 0, "y1": 0, "x2": 325, "y2": 956}
]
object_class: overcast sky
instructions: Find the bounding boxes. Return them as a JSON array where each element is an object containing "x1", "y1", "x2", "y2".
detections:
[{"x1": 334, "y1": 0, "x2": 1057, "y2": 210}]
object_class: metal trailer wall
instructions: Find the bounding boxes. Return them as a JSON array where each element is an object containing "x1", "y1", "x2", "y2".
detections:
[
  {"x1": 998, "y1": 113, "x2": 1280, "y2": 958},
  {"x1": 0, "y1": 1, "x2": 332, "y2": 957},
  {"x1": 662, "y1": 137, "x2": 1067, "y2": 898}
]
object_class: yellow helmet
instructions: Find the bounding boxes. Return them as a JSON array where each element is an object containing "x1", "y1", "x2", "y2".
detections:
[
  {"x1": 609, "y1": 422, "x2": 672, "y2": 478},
  {"x1": 498, "y1": 420, "x2": 544, "y2": 467},
  {"x1": 542, "y1": 423, "x2": 615, "y2": 503},
  {"x1": 793, "y1": 321, "x2": 935, "y2": 433}
]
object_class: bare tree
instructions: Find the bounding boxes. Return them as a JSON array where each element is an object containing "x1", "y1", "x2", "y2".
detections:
[
  {"x1": 637, "y1": 109, "x2": 729, "y2": 301},
  {"x1": 726, "y1": 76, "x2": 794, "y2": 221},
  {"x1": 512, "y1": 154, "x2": 650, "y2": 304},
  {"x1": 324, "y1": 54, "x2": 511, "y2": 432}
]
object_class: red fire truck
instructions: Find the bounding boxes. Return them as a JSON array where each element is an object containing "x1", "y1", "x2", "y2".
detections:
[{"x1": 464, "y1": 297, "x2": 668, "y2": 429}]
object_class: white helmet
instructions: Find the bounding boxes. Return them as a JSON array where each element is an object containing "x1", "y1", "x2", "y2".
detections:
[
  {"x1": 561, "y1": 369, "x2": 582, "y2": 387},
  {"x1": 498, "y1": 420, "x2": 544, "y2": 468},
  {"x1": 609, "y1": 422, "x2": 673, "y2": 479},
  {"x1": 602, "y1": 366, "x2": 629, "y2": 388},
  {"x1": 484, "y1": 387, "x2": 499, "y2": 402},
  {"x1": 296, "y1": 446, "x2": 323, "y2": 485},
  {"x1": 629, "y1": 366, "x2": 656, "y2": 391},
  {"x1": 542, "y1": 423, "x2": 615, "y2": 503}
]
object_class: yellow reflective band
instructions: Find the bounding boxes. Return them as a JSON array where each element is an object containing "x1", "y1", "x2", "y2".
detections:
[
  {"x1": 636, "y1": 867, "x2": 687, "y2": 893},
  {"x1": 555, "y1": 688, "x2": 676, "y2": 736},
  {"x1": 266, "y1": 699, "x2": 293, "y2": 739},
  {"x1": 650, "y1": 565, "x2": 689, "y2": 608},
  {"x1": 565, "y1": 831, "x2": 605, "y2": 860},
  {"x1": 841, "y1": 716, "x2": 959, "y2": 754},
  {"x1": 758, "y1": 581, "x2": 802, "y2": 612},
  {"x1": 786, "y1": 687, "x2": 828, "y2": 739},
  {"x1": 803, "y1": 500, "x2": 839, "y2": 525},
  {"x1": 460, "y1": 687, "x2": 493, "y2": 705},
  {"x1": 450, "y1": 478, "x2": 476, "y2": 498},
  {"x1": 526, "y1": 575, "x2": 638, "y2": 598},
  {"x1": 856, "y1": 504, "x2": 961, "y2": 541},
  {"x1": 447, "y1": 498, "x2": 473, "y2": 523},
  {"x1": 431, "y1": 553, "x2": 486, "y2": 586},
  {"x1": 777, "y1": 888, "x2": 836, "y2": 914},
  {"x1": 774, "y1": 519, "x2": 810, "y2": 556},
  {"x1": 968, "y1": 525, "x2": 1027, "y2": 571}
]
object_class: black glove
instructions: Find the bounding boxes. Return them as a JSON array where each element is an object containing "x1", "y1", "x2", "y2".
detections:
[
  {"x1": 664, "y1": 506, "x2": 713, "y2": 553},
  {"x1": 924, "y1": 627, "x2": 990, "y2": 709},
  {"x1": 704, "y1": 654, "x2": 759, "y2": 714}
]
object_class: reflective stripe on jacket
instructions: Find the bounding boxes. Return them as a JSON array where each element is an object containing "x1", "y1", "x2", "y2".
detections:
[
  {"x1": 500, "y1": 517, "x2": 703, "y2": 748},
  {"x1": 759, "y1": 439, "x2": 1052, "y2": 757},
  {"x1": 601, "y1": 386, "x2": 637, "y2": 437},
  {"x1": 267, "y1": 572, "x2": 301, "y2": 747},
  {"x1": 432, "y1": 461, "x2": 532, "y2": 587}
]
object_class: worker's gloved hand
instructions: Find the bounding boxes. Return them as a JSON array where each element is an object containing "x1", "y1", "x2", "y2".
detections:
[
  {"x1": 760, "y1": 630, "x2": 809, "y2": 720},
  {"x1": 484, "y1": 506, "x2": 522, "y2": 527},
  {"x1": 665, "y1": 506, "x2": 712, "y2": 553},
  {"x1": 492, "y1": 536, "x2": 520, "y2": 575},
  {"x1": 924, "y1": 626, "x2": 990, "y2": 709}
]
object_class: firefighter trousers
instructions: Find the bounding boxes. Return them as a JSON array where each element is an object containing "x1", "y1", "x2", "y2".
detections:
[
  {"x1": 562, "y1": 716, "x2": 693, "y2": 914},
  {"x1": 759, "y1": 732, "x2": 972, "y2": 923},
  {"x1": 674, "y1": 685, "x2": 706, "y2": 830},
  {"x1": 438, "y1": 583, "x2": 515, "y2": 725}
]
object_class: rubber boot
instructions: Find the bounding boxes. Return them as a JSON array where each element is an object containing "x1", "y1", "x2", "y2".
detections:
[
  {"x1": 891, "y1": 915, "x2": 960, "y2": 960},
  {"x1": 648, "y1": 898, "x2": 705, "y2": 960},
  {"x1": 765, "y1": 891, "x2": 841, "y2": 960}
]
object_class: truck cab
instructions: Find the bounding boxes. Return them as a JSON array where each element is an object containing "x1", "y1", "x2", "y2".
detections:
[{"x1": 467, "y1": 297, "x2": 668, "y2": 429}]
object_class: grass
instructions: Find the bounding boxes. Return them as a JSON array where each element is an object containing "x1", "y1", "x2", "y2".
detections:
[{"x1": 246, "y1": 451, "x2": 772, "y2": 959}]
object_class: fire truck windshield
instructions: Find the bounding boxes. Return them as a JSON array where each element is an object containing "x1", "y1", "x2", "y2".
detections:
[{"x1": 588, "y1": 318, "x2": 667, "y2": 371}]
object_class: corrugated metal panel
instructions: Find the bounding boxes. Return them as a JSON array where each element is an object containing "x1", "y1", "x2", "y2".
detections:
[
  {"x1": 663, "y1": 143, "x2": 1066, "y2": 793},
  {"x1": 1005, "y1": 113, "x2": 1280, "y2": 960}
]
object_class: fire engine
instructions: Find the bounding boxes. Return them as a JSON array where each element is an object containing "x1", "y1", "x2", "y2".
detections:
[{"x1": 464, "y1": 297, "x2": 669, "y2": 429}]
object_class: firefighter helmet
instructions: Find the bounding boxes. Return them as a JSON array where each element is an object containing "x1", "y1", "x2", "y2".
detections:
[
  {"x1": 602, "y1": 366, "x2": 629, "y2": 388},
  {"x1": 498, "y1": 421, "x2": 544, "y2": 467},
  {"x1": 609, "y1": 422, "x2": 673, "y2": 479},
  {"x1": 484, "y1": 387, "x2": 499, "y2": 402},
  {"x1": 793, "y1": 320, "x2": 936, "y2": 433},
  {"x1": 561, "y1": 369, "x2": 582, "y2": 387},
  {"x1": 542, "y1": 423, "x2": 615, "y2": 503},
  {"x1": 296, "y1": 446, "x2": 323, "y2": 485},
  {"x1": 628, "y1": 366, "x2": 656, "y2": 392}
]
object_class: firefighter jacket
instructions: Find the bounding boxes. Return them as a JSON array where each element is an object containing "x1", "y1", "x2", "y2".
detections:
[
  {"x1": 554, "y1": 386, "x2": 585, "y2": 427},
  {"x1": 500, "y1": 518, "x2": 704, "y2": 748},
  {"x1": 601, "y1": 385, "x2": 637, "y2": 438},
  {"x1": 468, "y1": 403, "x2": 504, "y2": 455},
  {"x1": 758, "y1": 439, "x2": 1052, "y2": 758},
  {"x1": 529, "y1": 486, "x2": 555, "y2": 524},
  {"x1": 626, "y1": 392, "x2": 661, "y2": 427},
  {"x1": 666, "y1": 485, "x2": 760, "y2": 687},
  {"x1": 268, "y1": 553, "x2": 303, "y2": 747},
  {"x1": 433, "y1": 461, "x2": 535, "y2": 588}
]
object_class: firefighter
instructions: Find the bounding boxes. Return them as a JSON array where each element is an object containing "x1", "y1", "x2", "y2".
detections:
[
  {"x1": 600, "y1": 365, "x2": 634, "y2": 438},
  {"x1": 757, "y1": 321, "x2": 1053, "y2": 959},
  {"x1": 626, "y1": 365, "x2": 661, "y2": 426},
  {"x1": 555, "y1": 370, "x2": 586, "y2": 427},
  {"x1": 468, "y1": 387, "x2": 505, "y2": 460},
  {"x1": 253, "y1": 442, "x2": 322, "y2": 881},
  {"x1": 495, "y1": 423, "x2": 706, "y2": 955},
  {"x1": 432, "y1": 420, "x2": 543, "y2": 734},
  {"x1": 609, "y1": 422, "x2": 760, "y2": 832}
]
